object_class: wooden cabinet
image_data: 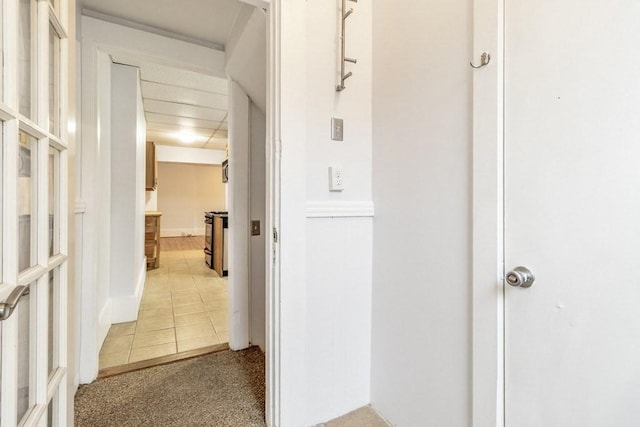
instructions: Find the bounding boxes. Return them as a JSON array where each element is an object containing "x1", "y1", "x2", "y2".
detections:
[
  {"x1": 146, "y1": 141, "x2": 157, "y2": 191},
  {"x1": 145, "y1": 212, "x2": 162, "y2": 269}
]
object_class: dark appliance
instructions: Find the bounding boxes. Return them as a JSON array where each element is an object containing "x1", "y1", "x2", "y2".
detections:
[
  {"x1": 204, "y1": 211, "x2": 228, "y2": 273},
  {"x1": 222, "y1": 159, "x2": 229, "y2": 183}
]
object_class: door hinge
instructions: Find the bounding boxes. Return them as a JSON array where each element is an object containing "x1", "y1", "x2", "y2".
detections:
[
  {"x1": 275, "y1": 139, "x2": 282, "y2": 158},
  {"x1": 272, "y1": 227, "x2": 278, "y2": 265}
]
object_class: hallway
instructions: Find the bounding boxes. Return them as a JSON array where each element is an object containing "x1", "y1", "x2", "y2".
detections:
[{"x1": 98, "y1": 240, "x2": 229, "y2": 373}]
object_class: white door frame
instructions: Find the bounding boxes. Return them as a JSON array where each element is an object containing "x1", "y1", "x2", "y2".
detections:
[
  {"x1": 471, "y1": 0, "x2": 505, "y2": 426},
  {"x1": 77, "y1": 2, "x2": 284, "y2": 424},
  {"x1": 265, "y1": 0, "x2": 280, "y2": 424},
  {"x1": 76, "y1": 16, "x2": 230, "y2": 382}
]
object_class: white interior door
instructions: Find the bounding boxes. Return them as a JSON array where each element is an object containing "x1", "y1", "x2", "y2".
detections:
[
  {"x1": 1, "y1": 0, "x2": 70, "y2": 425},
  {"x1": 504, "y1": 2, "x2": 640, "y2": 425}
]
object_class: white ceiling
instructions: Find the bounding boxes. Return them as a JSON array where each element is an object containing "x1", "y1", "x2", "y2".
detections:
[
  {"x1": 81, "y1": 0, "x2": 244, "y2": 48},
  {"x1": 83, "y1": 0, "x2": 245, "y2": 150}
]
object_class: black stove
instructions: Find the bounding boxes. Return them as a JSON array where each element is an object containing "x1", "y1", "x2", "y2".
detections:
[{"x1": 204, "y1": 211, "x2": 228, "y2": 272}]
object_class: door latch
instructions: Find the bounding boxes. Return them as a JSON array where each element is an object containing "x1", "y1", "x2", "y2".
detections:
[{"x1": 0, "y1": 286, "x2": 30, "y2": 321}]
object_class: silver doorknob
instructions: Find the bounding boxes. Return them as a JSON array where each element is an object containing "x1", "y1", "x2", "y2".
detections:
[{"x1": 506, "y1": 266, "x2": 535, "y2": 288}]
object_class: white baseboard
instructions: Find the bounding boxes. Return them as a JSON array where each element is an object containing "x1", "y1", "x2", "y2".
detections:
[
  {"x1": 110, "y1": 261, "x2": 146, "y2": 323},
  {"x1": 98, "y1": 300, "x2": 112, "y2": 350},
  {"x1": 161, "y1": 227, "x2": 205, "y2": 238}
]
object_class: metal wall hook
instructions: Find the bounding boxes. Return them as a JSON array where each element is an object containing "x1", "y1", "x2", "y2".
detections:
[
  {"x1": 470, "y1": 52, "x2": 491, "y2": 69},
  {"x1": 336, "y1": 0, "x2": 359, "y2": 92}
]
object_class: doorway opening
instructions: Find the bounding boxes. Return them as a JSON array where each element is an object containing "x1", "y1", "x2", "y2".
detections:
[{"x1": 75, "y1": 0, "x2": 274, "y2": 420}]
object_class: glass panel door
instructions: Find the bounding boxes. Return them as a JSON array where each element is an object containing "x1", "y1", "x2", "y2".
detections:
[{"x1": 1, "y1": 0, "x2": 70, "y2": 425}]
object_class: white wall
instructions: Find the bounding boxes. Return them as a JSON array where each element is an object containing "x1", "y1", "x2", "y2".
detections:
[
  {"x1": 225, "y1": 6, "x2": 268, "y2": 353},
  {"x1": 228, "y1": 81, "x2": 251, "y2": 350},
  {"x1": 147, "y1": 145, "x2": 225, "y2": 212},
  {"x1": 109, "y1": 63, "x2": 147, "y2": 323},
  {"x1": 305, "y1": 3, "x2": 372, "y2": 204},
  {"x1": 226, "y1": 7, "x2": 267, "y2": 112},
  {"x1": 96, "y1": 52, "x2": 113, "y2": 346},
  {"x1": 371, "y1": 1, "x2": 473, "y2": 425},
  {"x1": 302, "y1": 1, "x2": 373, "y2": 423},
  {"x1": 78, "y1": 48, "x2": 112, "y2": 383},
  {"x1": 249, "y1": 103, "x2": 266, "y2": 351},
  {"x1": 157, "y1": 162, "x2": 226, "y2": 236},
  {"x1": 275, "y1": 0, "x2": 374, "y2": 424}
]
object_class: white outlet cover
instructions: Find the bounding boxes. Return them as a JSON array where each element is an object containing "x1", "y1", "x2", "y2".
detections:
[{"x1": 329, "y1": 166, "x2": 344, "y2": 191}]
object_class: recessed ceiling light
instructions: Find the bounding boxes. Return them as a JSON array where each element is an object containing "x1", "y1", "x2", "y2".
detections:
[{"x1": 176, "y1": 131, "x2": 197, "y2": 144}]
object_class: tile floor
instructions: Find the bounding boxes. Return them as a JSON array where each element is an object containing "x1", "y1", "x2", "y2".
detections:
[{"x1": 99, "y1": 249, "x2": 228, "y2": 370}]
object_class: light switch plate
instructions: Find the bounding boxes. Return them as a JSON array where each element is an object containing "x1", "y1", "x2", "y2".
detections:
[
  {"x1": 251, "y1": 220, "x2": 261, "y2": 236},
  {"x1": 329, "y1": 166, "x2": 344, "y2": 191},
  {"x1": 331, "y1": 118, "x2": 344, "y2": 141}
]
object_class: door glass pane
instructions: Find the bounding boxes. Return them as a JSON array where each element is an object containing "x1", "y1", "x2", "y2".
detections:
[
  {"x1": 19, "y1": 0, "x2": 36, "y2": 119},
  {"x1": 17, "y1": 288, "x2": 32, "y2": 423},
  {"x1": 49, "y1": 149, "x2": 59, "y2": 257},
  {"x1": 48, "y1": 270, "x2": 58, "y2": 376},
  {"x1": 49, "y1": 25, "x2": 60, "y2": 135},
  {"x1": 19, "y1": 132, "x2": 38, "y2": 273},
  {"x1": 48, "y1": 399, "x2": 53, "y2": 426},
  {"x1": 47, "y1": 392, "x2": 58, "y2": 426}
]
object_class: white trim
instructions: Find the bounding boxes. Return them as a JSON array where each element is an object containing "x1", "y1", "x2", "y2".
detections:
[
  {"x1": 49, "y1": 3, "x2": 68, "y2": 40},
  {"x1": 306, "y1": 201, "x2": 374, "y2": 218},
  {"x1": 472, "y1": 0, "x2": 505, "y2": 426},
  {"x1": 19, "y1": 118, "x2": 48, "y2": 140},
  {"x1": 97, "y1": 300, "x2": 112, "y2": 350},
  {"x1": 74, "y1": 200, "x2": 86, "y2": 214},
  {"x1": 265, "y1": 0, "x2": 281, "y2": 425},
  {"x1": 110, "y1": 262, "x2": 146, "y2": 323},
  {"x1": 271, "y1": 0, "x2": 308, "y2": 424}
]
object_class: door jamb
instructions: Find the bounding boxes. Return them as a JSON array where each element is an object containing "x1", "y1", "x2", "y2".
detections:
[
  {"x1": 265, "y1": 1, "x2": 281, "y2": 425},
  {"x1": 472, "y1": 0, "x2": 505, "y2": 426}
]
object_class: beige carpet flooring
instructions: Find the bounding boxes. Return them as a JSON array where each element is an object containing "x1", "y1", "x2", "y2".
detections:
[
  {"x1": 75, "y1": 348, "x2": 265, "y2": 426},
  {"x1": 321, "y1": 406, "x2": 390, "y2": 426}
]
